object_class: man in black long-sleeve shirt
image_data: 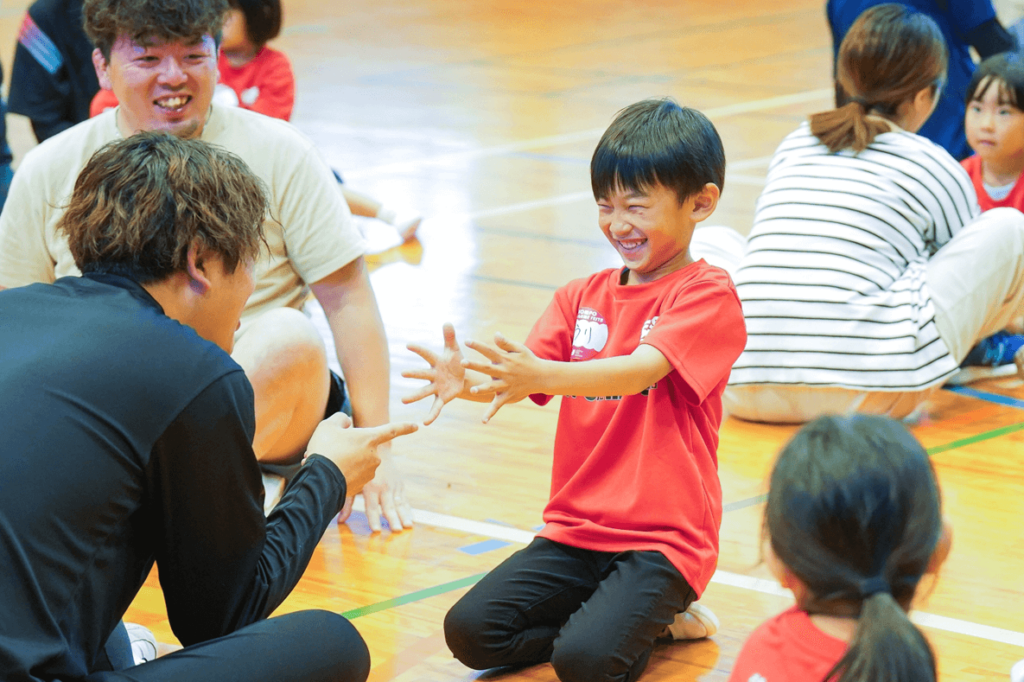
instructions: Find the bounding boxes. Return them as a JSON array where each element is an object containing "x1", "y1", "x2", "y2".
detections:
[{"x1": 0, "y1": 132, "x2": 416, "y2": 681}]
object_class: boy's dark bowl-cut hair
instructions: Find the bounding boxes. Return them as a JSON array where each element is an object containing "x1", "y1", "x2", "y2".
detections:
[
  {"x1": 591, "y1": 98, "x2": 725, "y2": 204},
  {"x1": 59, "y1": 131, "x2": 268, "y2": 284},
  {"x1": 967, "y1": 51, "x2": 1024, "y2": 109},
  {"x1": 228, "y1": 0, "x2": 282, "y2": 48},
  {"x1": 84, "y1": 0, "x2": 229, "y2": 59}
]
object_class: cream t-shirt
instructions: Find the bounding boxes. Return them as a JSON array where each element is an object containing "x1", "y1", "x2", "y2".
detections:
[{"x1": 0, "y1": 105, "x2": 366, "y2": 325}]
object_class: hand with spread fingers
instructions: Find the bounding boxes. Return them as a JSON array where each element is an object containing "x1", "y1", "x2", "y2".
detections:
[
  {"x1": 403, "y1": 323, "x2": 478, "y2": 424},
  {"x1": 355, "y1": 451, "x2": 413, "y2": 532},
  {"x1": 463, "y1": 332, "x2": 545, "y2": 423}
]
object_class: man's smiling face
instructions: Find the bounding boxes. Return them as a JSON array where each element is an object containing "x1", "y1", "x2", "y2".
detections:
[{"x1": 94, "y1": 33, "x2": 218, "y2": 139}]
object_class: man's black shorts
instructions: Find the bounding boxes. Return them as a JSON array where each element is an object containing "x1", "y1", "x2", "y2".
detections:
[{"x1": 325, "y1": 370, "x2": 352, "y2": 419}]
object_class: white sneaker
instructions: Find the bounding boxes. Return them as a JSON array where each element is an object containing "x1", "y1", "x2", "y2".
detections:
[
  {"x1": 945, "y1": 364, "x2": 1018, "y2": 385},
  {"x1": 376, "y1": 206, "x2": 422, "y2": 241},
  {"x1": 1010, "y1": 658, "x2": 1024, "y2": 682},
  {"x1": 666, "y1": 602, "x2": 719, "y2": 640},
  {"x1": 125, "y1": 622, "x2": 157, "y2": 665}
]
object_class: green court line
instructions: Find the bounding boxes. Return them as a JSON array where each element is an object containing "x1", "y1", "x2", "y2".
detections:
[
  {"x1": 724, "y1": 419, "x2": 1024, "y2": 512},
  {"x1": 340, "y1": 420, "x2": 1024, "y2": 620},
  {"x1": 924, "y1": 420, "x2": 1024, "y2": 456},
  {"x1": 342, "y1": 573, "x2": 486, "y2": 620}
]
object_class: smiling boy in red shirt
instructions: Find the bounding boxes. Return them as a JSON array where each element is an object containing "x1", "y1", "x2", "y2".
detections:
[{"x1": 404, "y1": 98, "x2": 747, "y2": 682}]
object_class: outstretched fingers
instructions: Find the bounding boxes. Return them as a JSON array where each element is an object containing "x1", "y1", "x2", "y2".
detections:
[
  {"x1": 463, "y1": 338, "x2": 503, "y2": 363},
  {"x1": 481, "y1": 394, "x2": 511, "y2": 424},
  {"x1": 442, "y1": 322, "x2": 459, "y2": 351},
  {"x1": 406, "y1": 343, "x2": 439, "y2": 365},
  {"x1": 401, "y1": 383, "x2": 438, "y2": 404},
  {"x1": 492, "y1": 331, "x2": 524, "y2": 353},
  {"x1": 367, "y1": 422, "x2": 419, "y2": 447}
]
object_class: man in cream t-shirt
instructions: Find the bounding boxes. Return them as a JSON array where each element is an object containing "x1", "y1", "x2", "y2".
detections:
[{"x1": 0, "y1": 0, "x2": 411, "y2": 532}]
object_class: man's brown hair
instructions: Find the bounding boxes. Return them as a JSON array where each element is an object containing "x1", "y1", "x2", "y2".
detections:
[
  {"x1": 83, "y1": 0, "x2": 229, "y2": 59},
  {"x1": 810, "y1": 4, "x2": 947, "y2": 153},
  {"x1": 59, "y1": 132, "x2": 268, "y2": 283}
]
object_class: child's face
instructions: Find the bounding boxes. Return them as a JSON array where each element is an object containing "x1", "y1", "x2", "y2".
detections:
[
  {"x1": 965, "y1": 78, "x2": 1024, "y2": 166},
  {"x1": 596, "y1": 182, "x2": 716, "y2": 285},
  {"x1": 221, "y1": 9, "x2": 257, "y2": 59}
]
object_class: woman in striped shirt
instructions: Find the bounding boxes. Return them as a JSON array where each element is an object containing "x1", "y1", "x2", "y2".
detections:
[{"x1": 698, "y1": 3, "x2": 1024, "y2": 423}]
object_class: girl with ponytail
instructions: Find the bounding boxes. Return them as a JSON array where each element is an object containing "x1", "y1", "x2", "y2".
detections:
[{"x1": 728, "y1": 415, "x2": 952, "y2": 682}]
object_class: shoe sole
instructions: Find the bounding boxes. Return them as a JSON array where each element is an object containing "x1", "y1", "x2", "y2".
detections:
[{"x1": 686, "y1": 602, "x2": 719, "y2": 638}]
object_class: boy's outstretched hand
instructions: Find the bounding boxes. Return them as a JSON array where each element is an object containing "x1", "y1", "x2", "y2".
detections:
[
  {"x1": 403, "y1": 323, "x2": 467, "y2": 425},
  {"x1": 465, "y1": 332, "x2": 545, "y2": 423}
]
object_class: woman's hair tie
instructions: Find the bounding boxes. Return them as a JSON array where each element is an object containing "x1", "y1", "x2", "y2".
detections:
[{"x1": 850, "y1": 96, "x2": 871, "y2": 109}]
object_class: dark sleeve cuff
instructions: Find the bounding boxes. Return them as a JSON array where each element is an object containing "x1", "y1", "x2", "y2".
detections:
[
  {"x1": 967, "y1": 19, "x2": 1017, "y2": 59},
  {"x1": 303, "y1": 450, "x2": 348, "y2": 503}
]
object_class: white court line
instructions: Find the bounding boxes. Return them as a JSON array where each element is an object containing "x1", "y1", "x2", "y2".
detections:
[
  {"x1": 456, "y1": 191, "x2": 593, "y2": 222},
  {"x1": 343, "y1": 90, "x2": 830, "y2": 181},
  {"x1": 350, "y1": 498, "x2": 1024, "y2": 648},
  {"x1": 446, "y1": 160, "x2": 771, "y2": 223},
  {"x1": 727, "y1": 174, "x2": 767, "y2": 187},
  {"x1": 728, "y1": 155, "x2": 774, "y2": 171}
]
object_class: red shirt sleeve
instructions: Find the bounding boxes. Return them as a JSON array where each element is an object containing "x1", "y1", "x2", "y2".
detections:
[
  {"x1": 90, "y1": 89, "x2": 119, "y2": 118},
  {"x1": 524, "y1": 282, "x2": 582, "y2": 406},
  {"x1": 642, "y1": 274, "x2": 746, "y2": 403}
]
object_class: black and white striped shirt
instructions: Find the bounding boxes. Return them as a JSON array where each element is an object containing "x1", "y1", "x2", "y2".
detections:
[{"x1": 731, "y1": 123, "x2": 980, "y2": 391}]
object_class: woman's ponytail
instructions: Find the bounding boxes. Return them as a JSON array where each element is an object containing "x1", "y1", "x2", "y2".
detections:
[
  {"x1": 810, "y1": 100, "x2": 893, "y2": 153},
  {"x1": 813, "y1": 4, "x2": 946, "y2": 153}
]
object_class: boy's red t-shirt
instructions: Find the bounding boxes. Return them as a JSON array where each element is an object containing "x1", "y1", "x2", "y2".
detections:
[
  {"x1": 961, "y1": 154, "x2": 1024, "y2": 212},
  {"x1": 525, "y1": 261, "x2": 746, "y2": 595},
  {"x1": 728, "y1": 607, "x2": 848, "y2": 682},
  {"x1": 88, "y1": 46, "x2": 295, "y2": 121}
]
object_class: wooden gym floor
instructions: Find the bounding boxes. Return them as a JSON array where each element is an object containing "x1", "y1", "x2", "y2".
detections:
[{"x1": 2, "y1": 0, "x2": 1023, "y2": 679}]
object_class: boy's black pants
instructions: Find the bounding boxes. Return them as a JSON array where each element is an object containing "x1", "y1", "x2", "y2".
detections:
[{"x1": 445, "y1": 537, "x2": 697, "y2": 682}]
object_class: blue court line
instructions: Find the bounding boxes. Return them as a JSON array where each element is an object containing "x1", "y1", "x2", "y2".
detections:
[
  {"x1": 458, "y1": 539, "x2": 512, "y2": 555},
  {"x1": 723, "y1": 495, "x2": 767, "y2": 513},
  {"x1": 943, "y1": 385, "x2": 1024, "y2": 410}
]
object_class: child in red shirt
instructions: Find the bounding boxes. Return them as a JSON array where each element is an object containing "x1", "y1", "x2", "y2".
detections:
[
  {"x1": 963, "y1": 52, "x2": 1024, "y2": 212},
  {"x1": 404, "y1": 99, "x2": 746, "y2": 682},
  {"x1": 218, "y1": 0, "x2": 295, "y2": 120},
  {"x1": 729, "y1": 415, "x2": 952, "y2": 682},
  {"x1": 955, "y1": 53, "x2": 1024, "y2": 377}
]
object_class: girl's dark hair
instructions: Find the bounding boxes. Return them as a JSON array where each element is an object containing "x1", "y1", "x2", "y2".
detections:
[
  {"x1": 228, "y1": 0, "x2": 282, "y2": 47},
  {"x1": 59, "y1": 132, "x2": 268, "y2": 283},
  {"x1": 591, "y1": 98, "x2": 725, "y2": 205},
  {"x1": 766, "y1": 415, "x2": 942, "y2": 682},
  {"x1": 966, "y1": 51, "x2": 1024, "y2": 109},
  {"x1": 811, "y1": 4, "x2": 947, "y2": 153}
]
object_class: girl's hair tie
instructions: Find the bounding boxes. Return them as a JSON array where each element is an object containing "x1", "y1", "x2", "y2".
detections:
[{"x1": 859, "y1": 575, "x2": 890, "y2": 598}]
